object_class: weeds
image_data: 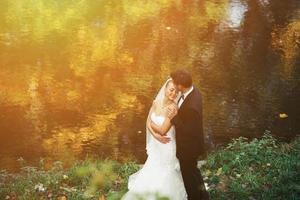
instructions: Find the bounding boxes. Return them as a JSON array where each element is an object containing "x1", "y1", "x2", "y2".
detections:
[{"x1": 1, "y1": 133, "x2": 299, "y2": 199}]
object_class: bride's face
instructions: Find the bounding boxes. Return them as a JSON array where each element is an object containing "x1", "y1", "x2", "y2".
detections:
[{"x1": 165, "y1": 81, "x2": 178, "y2": 101}]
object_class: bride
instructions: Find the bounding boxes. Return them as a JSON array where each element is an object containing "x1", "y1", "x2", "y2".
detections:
[{"x1": 122, "y1": 79, "x2": 187, "y2": 200}]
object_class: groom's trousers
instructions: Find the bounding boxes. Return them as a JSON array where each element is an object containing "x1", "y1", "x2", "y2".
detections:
[{"x1": 179, "y1": 158, "x2": 210, "y2": 200}]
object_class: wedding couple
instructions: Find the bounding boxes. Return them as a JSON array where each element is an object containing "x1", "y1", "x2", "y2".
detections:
[{"x1": 122, "y1": 69, "x2": 209, "y2": 200}]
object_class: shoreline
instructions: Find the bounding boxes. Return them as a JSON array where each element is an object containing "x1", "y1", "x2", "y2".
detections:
[{"x1": 1, "y1": 133, "x2": 299, "y2": 200}]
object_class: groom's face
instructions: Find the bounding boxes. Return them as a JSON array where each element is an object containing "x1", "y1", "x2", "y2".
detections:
[{"x1": 173, "y1": 83, "x2": 184, "y2": 92}]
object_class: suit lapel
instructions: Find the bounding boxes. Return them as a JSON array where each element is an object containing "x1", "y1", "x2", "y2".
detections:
[{"x1": 178, "y1": 87, "x2": 195, "y2": 111}]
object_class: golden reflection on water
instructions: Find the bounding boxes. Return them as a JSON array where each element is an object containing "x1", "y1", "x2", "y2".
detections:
[
  {"x1": 0, "y1": 0, "x2": 299, "y2": 170},
  {"x1": 272, "y1": 21, "x2": 300, "y2": 77}
]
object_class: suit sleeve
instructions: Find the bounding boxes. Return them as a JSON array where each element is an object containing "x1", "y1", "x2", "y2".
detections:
[
  {"x1": 171, "y1": 108, "x2": 202, "y2": 136},
  {"x1": 171, "y1": 107, "x2": 205, "y2": 157}
]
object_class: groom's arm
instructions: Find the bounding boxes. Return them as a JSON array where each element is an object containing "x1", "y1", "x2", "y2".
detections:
[
  {"x1": 171, "y1": 108, "x2": 199, "y2": 131},
  {"x1": 171, "y1": 108, "x2": 206, "y2": 156},
  {"x1": 170, "y1": 108, "x2": 201, "y2": 135}
]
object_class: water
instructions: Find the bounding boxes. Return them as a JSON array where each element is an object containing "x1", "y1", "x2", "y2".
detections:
[{"x1": 0, "y1": 0, "x2": 299, "y2": 171}]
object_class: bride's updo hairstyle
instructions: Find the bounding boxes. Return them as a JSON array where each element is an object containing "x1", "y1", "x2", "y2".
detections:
[{"x1": 170, "y1": 69, "x2": 192, "y2": 88}]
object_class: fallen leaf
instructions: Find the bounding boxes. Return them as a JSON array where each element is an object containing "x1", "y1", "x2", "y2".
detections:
[
  {"x1": 47, "y1": 192, "x2": 53, "y2": 198},
  {"x1": 99, "y1": 195, "x2": 105, "y2": 200},
  {"x1": 205, "y1": 169, "x2": 211, "y2": 176},
  {"x1": 279, "y1": 113, "x2": 288, "y2": 118},
  {"x1": 57, "y1": 196, "x2": 67, "y2": 200},
  {"x1": 216, "y1": 167, "x2": 222, "y2": 176}
]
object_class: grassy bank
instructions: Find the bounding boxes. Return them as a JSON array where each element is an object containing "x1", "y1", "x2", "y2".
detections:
[
  {"x1": 1, "y1": 133, "x2": 299, "y2": 200},
  {"x1": 0, "y1": 159, "x2": 139, "y2": 200},
  {"x1": 202, "y1": 133, "x2": 299, "y2": 200}
]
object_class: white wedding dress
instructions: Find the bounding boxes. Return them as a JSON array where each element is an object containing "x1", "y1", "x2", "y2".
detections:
[{"x1": 122, "y1": 112, "x2": 187, "y2": 200}]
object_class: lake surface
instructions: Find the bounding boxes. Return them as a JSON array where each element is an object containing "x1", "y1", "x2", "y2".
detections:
[{"x1": 0, "y1": 0, "x2": 299, "y2": 171}]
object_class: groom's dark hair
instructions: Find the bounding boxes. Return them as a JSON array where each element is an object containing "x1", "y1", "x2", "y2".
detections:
[{"x1": 170, "y1": 69, "x2": 192, "y2": 88}]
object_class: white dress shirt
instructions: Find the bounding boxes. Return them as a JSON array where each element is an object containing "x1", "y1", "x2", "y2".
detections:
[{"x1": 178, "y1": 86, "x2": 194, "y2": 108}]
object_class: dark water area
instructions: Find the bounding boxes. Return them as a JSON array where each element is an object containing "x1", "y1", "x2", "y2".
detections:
[{"x1": 0, "y1": 0, "x2": 299, "y2": 171}]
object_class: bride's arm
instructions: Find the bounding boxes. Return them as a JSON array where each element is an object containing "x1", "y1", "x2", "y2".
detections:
[
  {"x1": 150, "y1": 104, "x2": 176, "y2": 135},
  {"x1": 146, "y1": 101, "x2": 172, "y2": 143},
  {"x1": 147, "y1": 119, "x2": 159, "y2": 137},
  {"x1": 146, "y1": 101, "x2": 160, "y2": 137},
  {"x1": 147, "y1": 103, "x2": 171, "y2": 143},
  {"x1": 150, "y1": 118, "x2": 172, "y2": 136}
]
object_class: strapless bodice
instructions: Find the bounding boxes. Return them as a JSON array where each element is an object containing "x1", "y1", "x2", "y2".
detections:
[{"x1": 150, "y1": 112, "x2": 165, "y2": 126}]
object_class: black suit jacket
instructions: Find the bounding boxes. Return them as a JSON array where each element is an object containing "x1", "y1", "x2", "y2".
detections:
[{"x1": 171, "y1": 86, "x2": 206, "y2": 160}]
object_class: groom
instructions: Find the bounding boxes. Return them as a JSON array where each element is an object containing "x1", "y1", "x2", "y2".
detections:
[{"x1": 168, "y1": 69, "x2": 210, "y2": 200}]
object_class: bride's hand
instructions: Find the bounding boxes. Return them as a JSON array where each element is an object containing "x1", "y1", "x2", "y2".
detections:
[
  {"x1": 167, "y1": 104, "x2": 176, "y2": 113},
  {"x1": 154, "y1": 133, "x2": 171, "y2": 144},
  {"x1": 167, "y1": 106, "x2": 178, "y2": 119}
]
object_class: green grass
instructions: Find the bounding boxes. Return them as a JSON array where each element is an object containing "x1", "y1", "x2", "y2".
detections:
[
  {"x1": 0, "y1": 158, "x2": 140, "y2": 200},
  {"x1": 1, "y1": 133, "x2": 299, "y2": 199}
]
